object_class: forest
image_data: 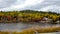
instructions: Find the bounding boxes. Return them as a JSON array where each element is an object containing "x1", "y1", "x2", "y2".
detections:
[{"x1": 0, "y1": 10, "x2": 60, "y2": 24}]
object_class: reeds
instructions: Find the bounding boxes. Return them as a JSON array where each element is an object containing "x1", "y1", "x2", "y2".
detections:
[{"x1": 0, "y1": 26, "x2": 60, "y2": 34}]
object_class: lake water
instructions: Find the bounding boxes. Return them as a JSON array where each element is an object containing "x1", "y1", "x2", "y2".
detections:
[{"x1": 0, "y1": 23, "x2": 60, "y2": 32}]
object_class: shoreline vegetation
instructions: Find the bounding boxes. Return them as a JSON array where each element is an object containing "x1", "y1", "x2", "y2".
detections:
[
  {"x1": 0, "y1": 10, "x2": 60, "y2": 34},
  {"x1": 0, "y1": 26, "x2": 60, "y2": 34},
  {"x1": 0, "y1": 10, "x2": 60, "y2": 24}
]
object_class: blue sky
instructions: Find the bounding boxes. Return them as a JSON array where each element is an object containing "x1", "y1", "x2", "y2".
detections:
[{"x1": 0, "y1": 0, "x2": 60, "y2": 13}]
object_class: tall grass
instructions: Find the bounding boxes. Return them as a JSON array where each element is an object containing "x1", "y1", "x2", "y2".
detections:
[{"x1": 0, "y1": 26, "x2": 60, "y2": 34}]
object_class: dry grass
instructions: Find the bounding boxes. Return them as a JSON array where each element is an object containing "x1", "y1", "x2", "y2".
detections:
[
  {"x1": 18, "y1": 26, "x2": 60, "y2": 34},
  {"x1": 0, "y1": 26, "x2": 60, "y2": 34}
]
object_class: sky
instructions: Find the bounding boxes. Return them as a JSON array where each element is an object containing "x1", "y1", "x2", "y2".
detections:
[{"x1": 0, "y1": 0, "x2": 60, "y2": 13}]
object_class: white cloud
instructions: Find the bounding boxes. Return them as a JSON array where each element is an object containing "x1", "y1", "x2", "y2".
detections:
[
  {"x1": 39, "y1": 5, "x2": 60, "y2": 11},
  {"x1": 0, "y1": 0, "x2": 60, "y2": 13},
  {"x1": 12, "y1": 0, "x2": 44, "y2": 8},
  {"x1": 39, "y1": 5, "x2": 60, "y2": 13},
  {"x1": 0, "y1": 0, "x2": 45, "y2": 11},
  {"x1": 0, "y1": 0, "x2": 16, "y2": 8},
  {"x1": 0, "y1": 0, "x2": 3, "y2": 3}
]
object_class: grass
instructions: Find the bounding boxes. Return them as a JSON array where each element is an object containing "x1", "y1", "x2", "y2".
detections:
[{"x1": 0, "y1": 26, "x2": 60, "y2": 34}]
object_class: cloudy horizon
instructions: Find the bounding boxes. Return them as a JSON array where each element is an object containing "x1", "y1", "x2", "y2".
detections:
[{"x1": 0, "y1": 0, "x2": 60, "y2": 13}]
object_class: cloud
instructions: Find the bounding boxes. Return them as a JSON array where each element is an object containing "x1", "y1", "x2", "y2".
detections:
[
  {"x1": 14, "y1": 0, "x2": 25, "y2": 5},
  {"x1": 39, "y1": 5, "x2": 60, "y2": 11},
  {"x1": 0, "y1": 0, "x2": 60, "y2": 13},
  {"x1": 39, "y1": 5, "x2": 60, "y2": 13},
  {"x1": 12, "y1": 0, "x2": 44, "y2": 8},
  {"x1": 0, "y1": 0, "x2": 16, "y2": 8},
  {"x1": 31, "y1": 0, "x2": 60, "y2": 9},
  {"x1": 0, "y1": 0, "x2": 45, "y2": 11}
]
